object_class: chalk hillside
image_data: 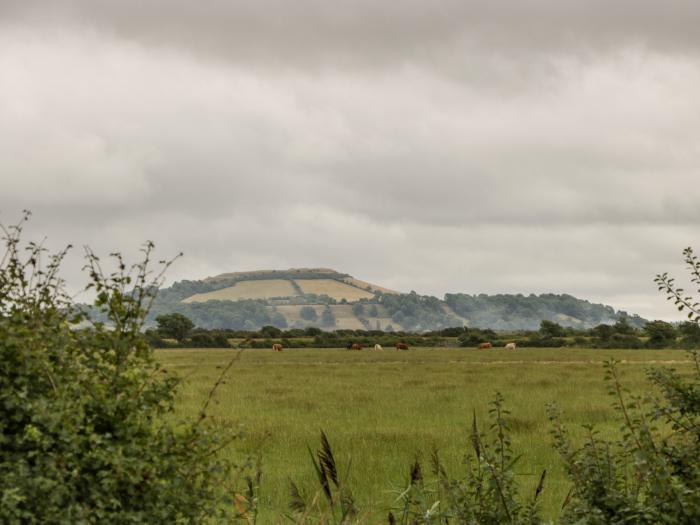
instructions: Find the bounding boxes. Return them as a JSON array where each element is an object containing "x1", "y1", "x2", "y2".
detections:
[{"x1": 148, "y1": 268, "x2": 647, "y2": 332}]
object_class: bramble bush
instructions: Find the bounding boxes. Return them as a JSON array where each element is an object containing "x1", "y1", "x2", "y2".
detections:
[{"x1": 0, "y1": 213, "x2": 247, "y2": 524}]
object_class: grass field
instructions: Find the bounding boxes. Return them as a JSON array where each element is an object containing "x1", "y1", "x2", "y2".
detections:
[
  {"x1": 157, "y1": 347, "x2": 693, "y2": 523},
  {"x1": 183, "y1": 279, "x2": 298, "y2": 302},
  {"x1": 294, "y1": 279, "x2": 375, "y2": 301}
]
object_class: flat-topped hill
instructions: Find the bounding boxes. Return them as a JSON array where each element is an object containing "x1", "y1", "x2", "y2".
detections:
[
  {"x1": 181, "y1": 268, "x2": 397, "y2": 303},
  {"x1": 149, "y1": 268, "x2": 646, "y2": 332}
]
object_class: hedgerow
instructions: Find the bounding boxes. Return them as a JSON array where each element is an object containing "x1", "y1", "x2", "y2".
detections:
[{"x1": 0, "y1": 213, "x2": 246, "y2": 524}]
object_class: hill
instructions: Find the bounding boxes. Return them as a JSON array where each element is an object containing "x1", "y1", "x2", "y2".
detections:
[{"x1": 147, "y1": 268, "x2": 646, "y2": 331}]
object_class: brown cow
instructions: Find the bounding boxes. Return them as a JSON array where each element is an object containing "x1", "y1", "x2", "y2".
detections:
[
  {"x1": 272, "y1": 343, "x2": 283, "y2": 352},
  {"x1": 395, "y1": 342, "x2": 409, "y2": 350},
  {"x1": 478, "y1": 342, "x2": 492, "y2": 349},
  {"x1": 351, "y1": 343, "x2": 363, "y2": 350}
]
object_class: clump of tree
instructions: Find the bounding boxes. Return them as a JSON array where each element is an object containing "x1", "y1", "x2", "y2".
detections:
[
  {"x1": 321, "y1": 305, "x2": 336, "y2": 328},
  {"x1": 0, "y1": 214, "x2": 246, "y2": 523},
  {"x1": 300, "y1": 305, "x2": 318, "y2": 322},
  {"x1": 155, "y1": 312, "x2": 194, "y2": 342},
  {"x1": 381, "y1": 291, "x2": 461, "y2": 331},
  {"x1": 149, "y1": 298, "x2": 277, "y2": 330},
  {"x1": 445, "y1": 292, "x2": 645, "y2": 331}
]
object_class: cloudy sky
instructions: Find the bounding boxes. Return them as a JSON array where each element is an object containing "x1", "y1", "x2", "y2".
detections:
[{"x1": 2, "y1": 1, "x2": 699, "y2": 319}]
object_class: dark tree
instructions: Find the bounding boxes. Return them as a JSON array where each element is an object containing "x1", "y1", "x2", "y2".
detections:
[
  {"x1": 539, "y1": 320, "x2": 566, "y2": 339},
  {"x1": 679, "y1": 321, "x2": 700, "y2": 347},
  {"x1": 644, "y1": 320, "x2": 678, "y2": 348},
  {"x1": 155, "y1": 312, "x2": 195, "y2": 342},
  {"x1": 260, "y1": 325, "x2": 282, "y2": 338},
  {"x1": 300, "y1": 306, "x2": 318, "y2": 322},
  {"x1": 321, "y1": 306, "x2": 336, "y2": 328}
]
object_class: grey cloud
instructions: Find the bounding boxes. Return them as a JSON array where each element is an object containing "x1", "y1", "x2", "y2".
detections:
[
  {"x1": 2, "y1": 1, "x2": 700, "y2": 71},
  {"x1": 1, "y1": 4, "x2": 699, "y2": 321}
]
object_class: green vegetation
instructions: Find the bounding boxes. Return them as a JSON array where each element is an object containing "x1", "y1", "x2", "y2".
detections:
[
  {"x1": 0, "y1": 215, "x2": 244, "y2": 523},
  {"x1": 144, "y1": 271, "x2": 647, "y2": 332},
  {"x1": 152, "y1": 298, "x2": 277, "y2": 330},
  {"x1": 321, "y1": 306, "x2": 336, "y2": 328},
  {"x1": 445, "y1": 293, "x2": 646, "y2": 331},
  {"x1": 380, "y1": 291, "x2": 461, "y2": 331},
  {"x1": 7, "y1": 207, "x2": 700, "y2": 525},
  {"x1": 143, "y1": 314, "x2": 697, "y2": 351},
  {"x1": 300, "y1": 306, "x2": 318, "y2": 322},
  {"x1": 155, "y1": 312, "x2": 195, "y2": 342},
  {"x1": 158, "y1": 346, "x2": 693, "y2": 523}
]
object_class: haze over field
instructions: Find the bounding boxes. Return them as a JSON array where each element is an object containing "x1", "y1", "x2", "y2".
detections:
[{"x1": 1, "y1": 1, "x2": 699, "y2": 319}]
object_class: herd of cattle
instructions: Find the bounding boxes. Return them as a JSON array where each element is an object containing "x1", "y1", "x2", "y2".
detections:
[{"x1": 271, "y1": 341, "x2": 517, "y2": 351}]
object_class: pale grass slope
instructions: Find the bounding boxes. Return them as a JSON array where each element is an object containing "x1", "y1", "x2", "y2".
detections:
[
  {"x1": 182, "y1": 279, "x2": 298, "y2": 303},
  {"x1": 295, "y1": 279, "x2": 374, "y2": 301},
  {"x1": 342, "y1": 277, "x2": 399, "y2": 295}
]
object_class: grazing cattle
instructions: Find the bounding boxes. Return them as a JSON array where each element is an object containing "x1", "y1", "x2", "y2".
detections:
[
  {"x1": 374, "y1": 344, "x2": 383, "y2": 351},
  {"x1": 395, "y1": 342, "x2": 409, "y2": 350},
  {"x1": 272, "y1": 343, "x2": 283, "y2": 352},
  {"x1": 505, "y1": 342, "x2": 517, "y2": 350},
  {"x1": 346, "y1": 342, "x2": 353, "y2": 350},
  {"x1": 351, "y1": 343, "x2": 363, "y2": 350},
  {"x1": 478, "y1": 342, "x2": 492, "y2": 349}
]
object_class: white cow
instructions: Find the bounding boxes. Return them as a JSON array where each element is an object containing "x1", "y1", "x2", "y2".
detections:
[
  {"x1": 374, "y1": 344, "x2": 383, "y2": 351},
  {"x1": 505, "y1": 342, "x2": 517, "y2": 350}
]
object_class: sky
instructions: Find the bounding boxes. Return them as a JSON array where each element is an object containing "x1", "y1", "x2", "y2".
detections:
[{"x1": 1, "y1": 1, "x2": 699, "y2": 320}]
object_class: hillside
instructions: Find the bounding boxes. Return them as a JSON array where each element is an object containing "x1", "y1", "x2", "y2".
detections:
[{"x1": 148, "y1": 268, "x2": 646, "y2": 331}]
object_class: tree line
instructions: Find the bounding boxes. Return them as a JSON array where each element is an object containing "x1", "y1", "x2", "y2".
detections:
[{"x1": 149, "y1": 312, "x2": 699, "y2": 350}]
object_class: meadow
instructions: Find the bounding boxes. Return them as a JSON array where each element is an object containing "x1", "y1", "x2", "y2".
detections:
[{"x1": 157, "y1": 347, "x2": 693, "y2": 523}]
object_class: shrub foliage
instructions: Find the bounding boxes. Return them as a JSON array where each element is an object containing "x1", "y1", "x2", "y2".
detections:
[{"x1": 0, "y1": 214, "x2": 241, "y2": 523}]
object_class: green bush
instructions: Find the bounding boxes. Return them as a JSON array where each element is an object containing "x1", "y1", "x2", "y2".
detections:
[
  {"x1": 550, "y1": 355, "x2": 700, "y2": 524},
  {"x1": 0, "y1": 215, "x2": 244, "y2": 523}
]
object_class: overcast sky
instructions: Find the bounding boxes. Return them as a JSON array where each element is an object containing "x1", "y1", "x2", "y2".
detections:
[{"x1": 2, "y1": 1, "x2": 699, "y2": 320}]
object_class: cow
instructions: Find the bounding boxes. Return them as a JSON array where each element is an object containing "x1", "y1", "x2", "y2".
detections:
[
  {"x1": 395, "y1": 342, "x2": 409, "y2": 350},
  {"x1": 374, "y1": 344, "x2": 383, "y2": 351},
  {"x1": 272, "y1": 343, "x2": 283, "y2": 352},
  {"x1": 505, "y1": 342, "x2": 517, "y2": 350},
  {"x1": 351, "y1": 343, "x2": 363, "y2": 350},
  {"x1": 478, "y1": 342, "x2": 492, "y2": 349}
]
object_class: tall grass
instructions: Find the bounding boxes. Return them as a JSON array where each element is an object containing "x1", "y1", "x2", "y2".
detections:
[{"x1": 158, "y1": 347, "x2": 692, "y2": 523}]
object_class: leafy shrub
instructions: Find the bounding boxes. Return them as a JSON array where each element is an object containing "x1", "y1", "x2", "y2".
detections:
[
  {"x1": 0, "y1": 214, "x2": 243, "y2": 523},
  {"x1": 550, "y1": 355, "x2": 700, "y2": 524},
  {"x1": 546, "y1": 246, "x2": 700, "y2": 523}
]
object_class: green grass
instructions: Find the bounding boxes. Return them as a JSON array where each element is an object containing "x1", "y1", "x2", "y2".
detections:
[{"x1": 158, "y1": 347, "x2": 693, "y2": 523}]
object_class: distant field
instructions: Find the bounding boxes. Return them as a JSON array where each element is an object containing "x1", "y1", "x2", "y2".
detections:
[
  {"x1": 342, "y1": 277, "x2": 400, "y2": 295},
  {"x1": 295, "y1": 279, "x2": 375, "y2": 301},
  {"x1": 269, "y1": 304, "x2": 403, "y2": 330},
  {"x1": 182, "y1": 279, "x2": 298, "y2": 302},
  {"x1": 157, "y1": 347, "x2": 692, "y2": 523}
]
